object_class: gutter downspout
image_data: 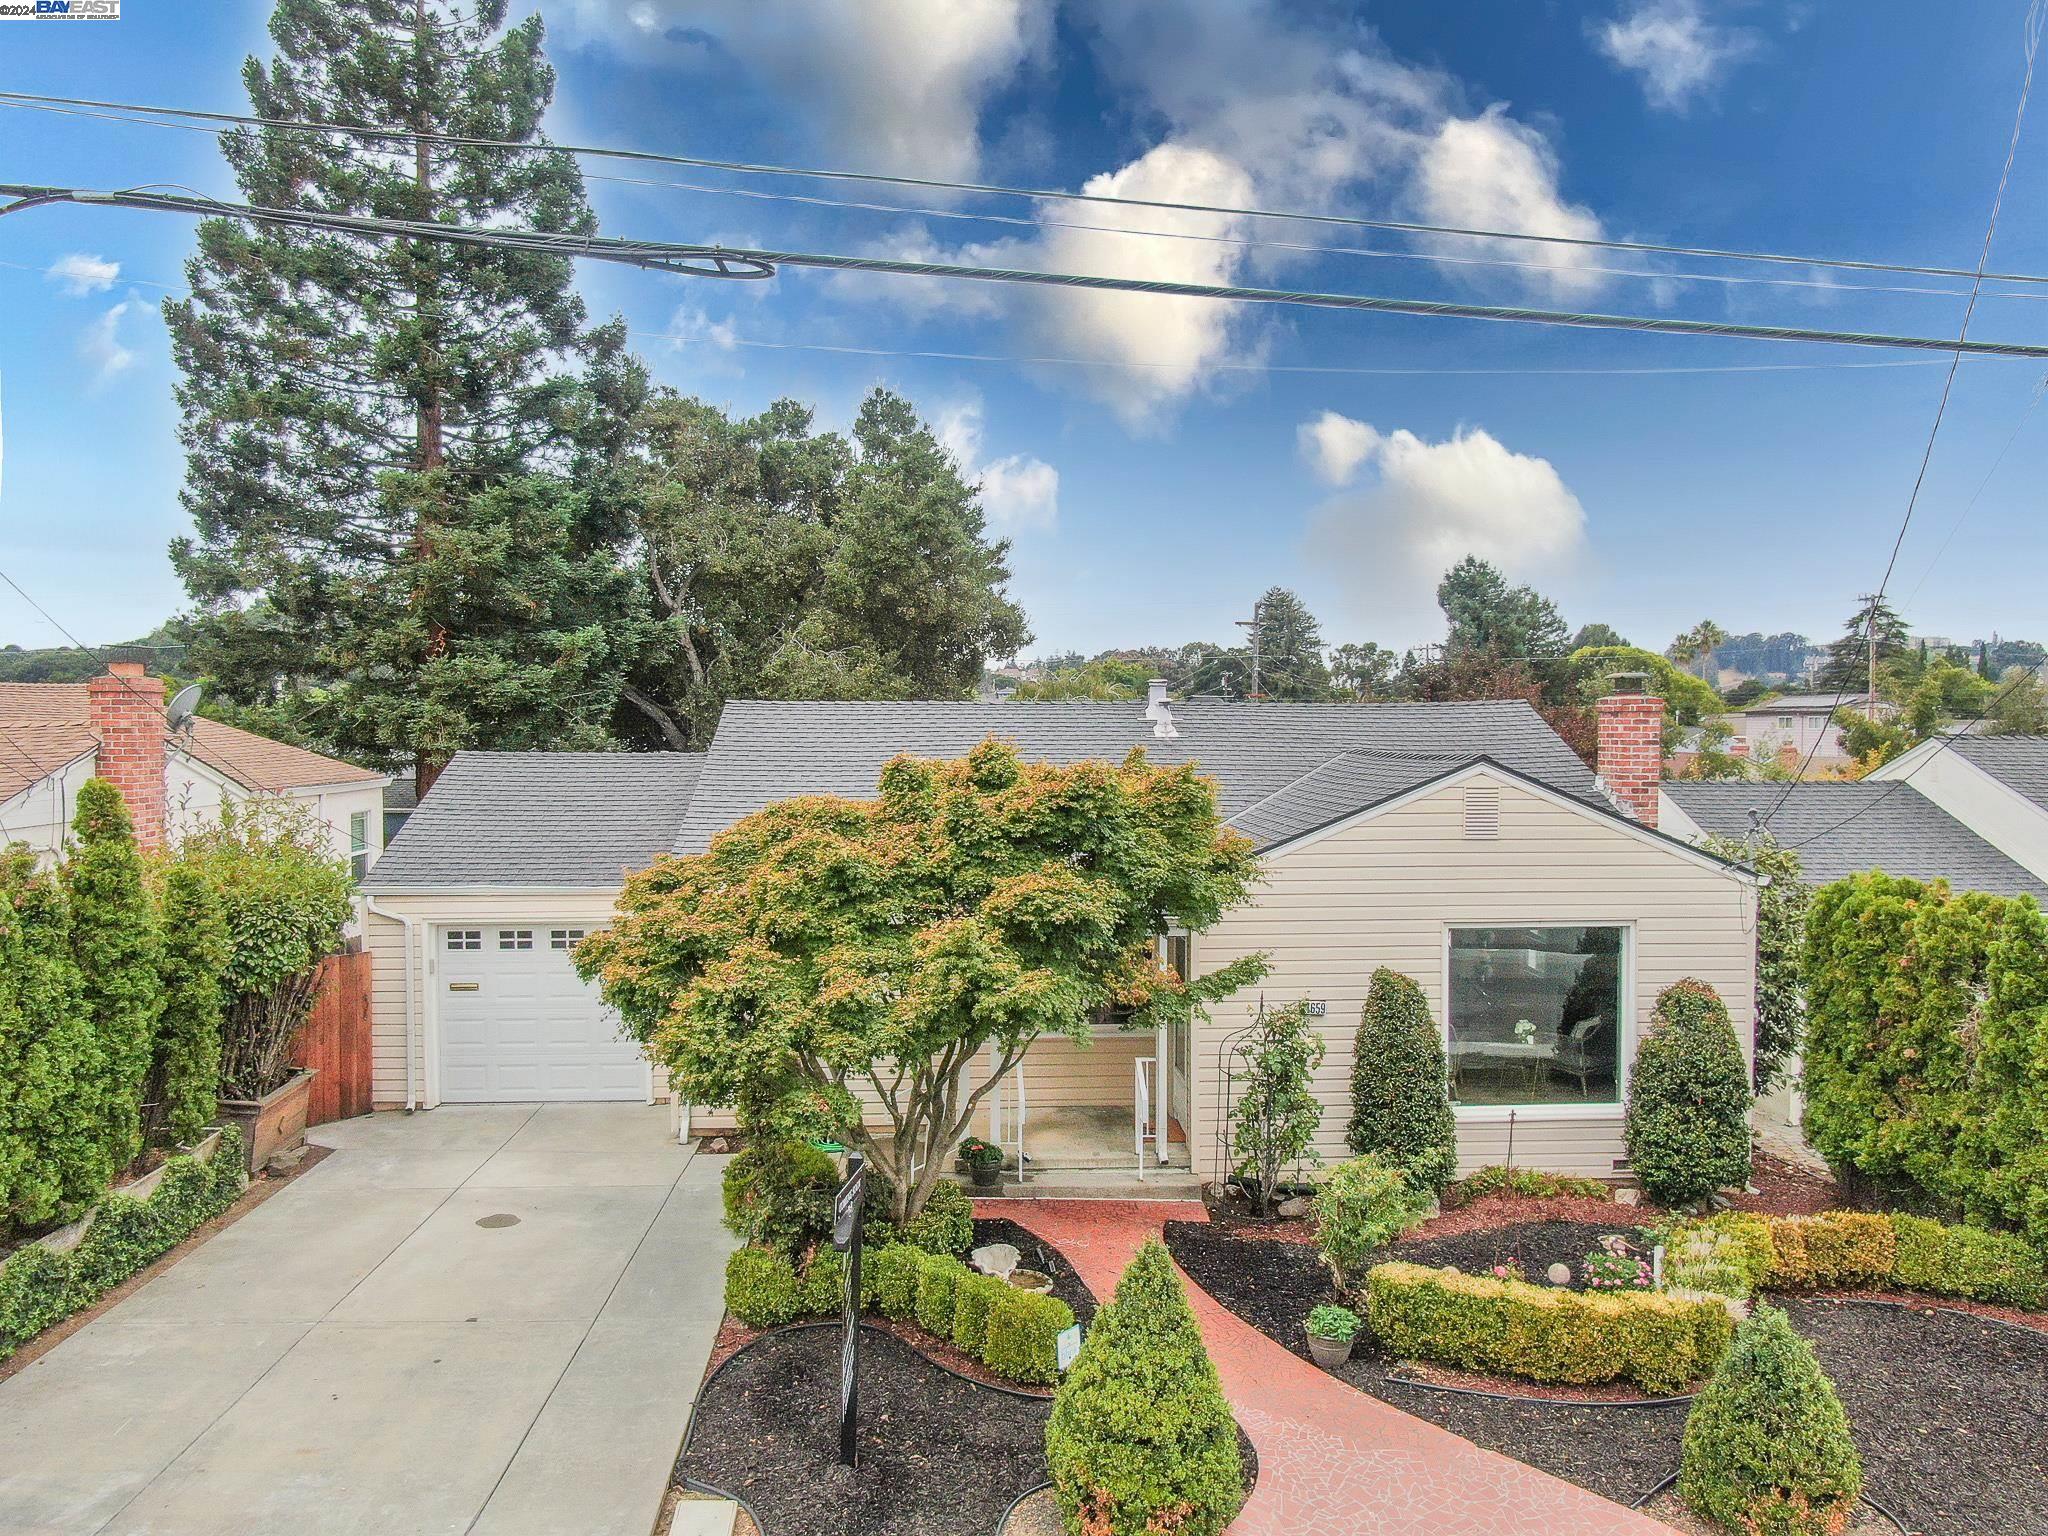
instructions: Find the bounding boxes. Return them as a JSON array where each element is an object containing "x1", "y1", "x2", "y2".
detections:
[{"x1": 360, "y1": 897, "x2": 419, "y2": 1112}]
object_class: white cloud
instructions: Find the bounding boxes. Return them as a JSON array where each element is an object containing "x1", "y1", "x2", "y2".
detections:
[
  {"x1": 1412, "y1": 108, "x2": 1611, "y2": 302},
  {"x1": 547, "y1": 0, "x2": 1048, "y2": 180},
  {"x1": 1304, "y1": 420, "x2": 1586, "y2": 640},
  {"x1": 662, "y1": 302, "x2": 738, "y2": 353},
  {"x1": 1594, "y1": 0, "x2": 1759, "y2": 112},
  {"x1": 936, "y1": 397, "x2": 1059, "y2": 532},
  {"x1": 1297, "y1": 411, "x2": 1383, "y2": 487},
  {"x1": 46, "y1": 253, "x2": 119, "y2": 296},
  {"x1": 79, "y1": 301, "x2": 135, "y2": 385}
]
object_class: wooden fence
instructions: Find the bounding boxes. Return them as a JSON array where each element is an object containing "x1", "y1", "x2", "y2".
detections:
[{"x1": 291, "y1": 948, "x2": 373, "y2": 1126}]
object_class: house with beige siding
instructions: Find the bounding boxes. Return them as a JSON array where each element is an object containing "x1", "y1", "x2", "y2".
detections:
[{"x1": 360, "y1": 686, "x2": 1758, "y2": 1193}]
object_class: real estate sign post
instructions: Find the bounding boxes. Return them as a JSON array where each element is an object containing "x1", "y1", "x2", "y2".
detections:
[{"x1": 832, "y1": 1154, "x2": 866, "y2": 1467}]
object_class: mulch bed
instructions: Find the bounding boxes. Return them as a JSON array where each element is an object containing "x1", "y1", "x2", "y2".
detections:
[
  {"x1": 973, "y1": 1217, "x2": 1098, "y2": 1326},
  {"x1": 678, "y1": 1324, "x2": 1053, "y2": 1536},
  {"x1": 1420, "y1": 1192, "x2": 1653, "y2": 1238},
  {"x1": 1779, "y1": 1295, "x2": 2048, "y2": 1536},
  {"x1": 1394, "y1": 1219, "x2": 1653, "y2": 1288},
  {"x1": 1726, "y1": 1151, "x2": 1841, "y2": 1217}
]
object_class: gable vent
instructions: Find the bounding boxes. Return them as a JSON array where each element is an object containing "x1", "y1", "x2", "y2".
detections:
[{"x1": 1462, "y1": 784, "x2": 1501, "y2": 839}]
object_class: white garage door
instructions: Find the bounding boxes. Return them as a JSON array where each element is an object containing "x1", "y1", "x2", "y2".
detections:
[{"x1": 437, "y1": 925, "x2": 646, "y2": 1102}]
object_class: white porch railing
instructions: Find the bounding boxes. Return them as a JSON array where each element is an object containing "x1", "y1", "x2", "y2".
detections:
[
  {"x1": 1134, "y1": 1056, "x2": 1163, "y2": 1178},
  {"x1": 987, "y1": 1041, "x2": 1027, "y2": 1186}
]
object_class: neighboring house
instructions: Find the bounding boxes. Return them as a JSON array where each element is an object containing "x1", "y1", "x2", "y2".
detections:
[
  {"x1": 1660, "y1": 777, "x2": 2048, "y2": 1167},
  {"x1": 1866, "y1": 733, "x2": 2048, "y2": 885},
  {"x1": 1726, "y1": 692, "x2": 1882, "y2": 769},
  {"x1": 0, "y1": 662, "x2": 388, "y2": 870},
  {"x1": 362, "y1": 684, "x2": 1760, "y2": 1187}
]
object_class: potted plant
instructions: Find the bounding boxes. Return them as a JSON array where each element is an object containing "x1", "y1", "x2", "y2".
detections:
[
  {"x1": 1305, "y1": 1303, "x2": 1361, "y2": 1369},
  {"x1": 960, "y1": 1136, "x2": 1006, "y2": 1189}
]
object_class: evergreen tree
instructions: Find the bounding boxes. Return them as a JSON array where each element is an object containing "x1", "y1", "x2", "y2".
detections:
[
  {"x1": 0, "y1": 850, "x2": 114, "y2": 1224},
  {"x1": 1345, "y1": 968, "x2": 1457, "y2": 1194},
  {"x1": 614, "y1": 389, "x2": 1030, "y2": 748},
  {"x1": 165, "y1": 0, "x2": 647, "y2": 793},
  {"x1": 1185, "y1": 586, "x2": 1329, "y2": 700},
  {"x1": 1437, "y1": 556, "x2": 1569, "y2": 660},
  {"x1": 64, "y1": 782, "x2": 165, "y2": 1171},
  {"x1": 151, "y1": 863, "x2": 232, "y2": 1146},
  {"x1": 1624, "y1": 979, "x2": 1751, "y2": 1206},
  {"x1": 1815, "y1": 594, "x2": 1910, "y2": 692}
]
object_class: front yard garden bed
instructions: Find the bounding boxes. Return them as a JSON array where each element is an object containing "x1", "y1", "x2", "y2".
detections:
[
  {"x1": 679, "y1": 1323, "x2": 1054, "y2": 1536},
  {"x1": 972, "y1": 1216, "x2": 1096, "y2": 1326}
]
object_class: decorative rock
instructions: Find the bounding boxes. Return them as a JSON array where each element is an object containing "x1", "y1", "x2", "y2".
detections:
[
  {"x1": 1545, "y1": 1262, "x2": 1573, "y2": 1286},
  {"x1": 265, "y1": 1145, "x2": 309, "y2": 1175},
  {"x1": 1615, "y1": 1187, "x2": 1641, "y2": 1207},
  {"x1": 1276, "y1": 1195, "x2": 1312, "y2": 1219},
  {"x1": 971, "y1": 1242, "x2": 1021, "y2": 1280}
]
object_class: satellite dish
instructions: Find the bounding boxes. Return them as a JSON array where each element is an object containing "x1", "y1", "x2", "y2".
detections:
[{"x1": 165, "y1": 682, "x2": 203, "y2": 734}]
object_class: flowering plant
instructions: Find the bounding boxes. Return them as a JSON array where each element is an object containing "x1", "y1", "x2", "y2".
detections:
[
  {"x1": 1513, "y1": 1018, "x2": 1536, "y2": 1045},
  {"x1": 1489, "y1": 1260, "x2": 1526, "y2": 1282},
  {"x1": 1580, "y1": 1233, "x2": 1653, "y2": 1290}
]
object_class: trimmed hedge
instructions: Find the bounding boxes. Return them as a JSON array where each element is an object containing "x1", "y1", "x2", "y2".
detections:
[
  {"x1": 1762, "y1": 1213, "x2": 1895, "y2": 1290},
  {"x1": 1364, "y1": 1260, "x2": 1733, "y2": 1395},
  {"x1": 1679, "y1": 1305, "x2": 1861, "y2": 1536},
  {"x1": 1047, "y1": 1238, "x2": 1244, "y2": 1536},
  {"x1": 719, "y1": 1238, "x2": 1075, "y2": 1388},
  {"x1": 1624, "y1": 978, "x2": 1751, "y2": 1207},
  {"x1": 1345, "y1": 968, "x2": 1457, "y2": 1195},
  {"x1": 0, "y1": 1126, "x2": 244, "y2": 1361},
  {"x1": 1887, "y1": 1213, "x2": 2046, "y2": 1309}
]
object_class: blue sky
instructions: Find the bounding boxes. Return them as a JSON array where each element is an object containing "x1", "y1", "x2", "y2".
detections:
[{"x1": 4, "y1": 0, "x2": 2047, "y2": 662}]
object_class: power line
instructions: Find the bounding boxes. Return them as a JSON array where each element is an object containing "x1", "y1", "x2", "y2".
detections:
[
  {"x1": 14, "y1": 182, "x2": 2048, "y2": 360},
  {"x1": 11, "y1": 96, "x2": 2048, "y2": 309},
  {"x1": 1760, "y1": 0, "x2": 2045, "y2": 832},
  {"x1": 11, "y1": 88, "x2": 2048, "y2": 291}
]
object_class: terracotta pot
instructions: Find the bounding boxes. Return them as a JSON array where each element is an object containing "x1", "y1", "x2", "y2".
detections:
[
  {"x1": 1306, "y1": 1330, "x2": 1354, "y2": 1370},
  {"x1": 218, "y1": 1069, "x2": 317, "y2": 1174}
]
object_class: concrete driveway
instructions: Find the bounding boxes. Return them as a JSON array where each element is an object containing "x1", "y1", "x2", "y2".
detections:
[{"x1": 0, "y1": 1105, "x2": 735, "y2": 1536}]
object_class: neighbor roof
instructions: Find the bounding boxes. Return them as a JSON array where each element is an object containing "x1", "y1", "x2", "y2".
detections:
[
  {"x1": 362, "y1": 751, "x2": 705, "y2": 891},
  {"x1": 674, "y1": 698, "x2": 1608, "y2": 855},
  {"x1": 1664, "y1": 780, "x2": 2048, "y2": 899},
  {"x1": 0, "y1": 681, "x2": 383, "y2": 793},
  {"x1": 1946, "y1": 735, "x2": 2048, "y2": 814},
  {"x1": 1735, "y1": 693, "x2": 1872, "y2": 714}
]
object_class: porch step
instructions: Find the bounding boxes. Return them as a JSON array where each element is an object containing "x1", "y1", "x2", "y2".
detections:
[{"x1": 996, "y1": 1167, "x2": 1203, "y2": 1200}]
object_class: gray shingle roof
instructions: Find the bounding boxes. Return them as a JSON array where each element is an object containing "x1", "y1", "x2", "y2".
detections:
[
  {"x1": 674, "y1": 698, "x2": 1607, "y2": 855},
  {"x1": 1664, "y1": 780, "x2": 2048, "y2": 899},
  {"x1": 1948, "y1": 735, "x2": 2048, "y2": 814},
  {"x1": 362, "y1": 751, "x2": 704, "y2": 891}
]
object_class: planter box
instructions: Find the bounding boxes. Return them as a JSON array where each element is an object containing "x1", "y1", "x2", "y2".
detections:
[
  {"x1": 218, "y1": 1070, "x2": 317, "y2": 1174},
  {"x1": 4, "y1": 1127, "x2": 229, "y2": 1269}
]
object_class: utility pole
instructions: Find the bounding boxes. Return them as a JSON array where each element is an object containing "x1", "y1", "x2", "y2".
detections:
[
  {"x1": 1234, "y1": 596, "x2": 1265, "y2": 700},
  {"x1": 1866, "y1": 594, "x2": 1877, "y2": 705}
]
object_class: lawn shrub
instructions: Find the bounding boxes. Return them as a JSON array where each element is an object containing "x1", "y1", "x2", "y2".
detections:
[
  {"x1": 1444, "y1": 1165, "x2": 1611, "y2": 1207},
  {"x1": 1345, "y1": 968, "x2": 1457, "y2": 1195},
  {"x1": 1046, "y1": 1239, "x2": 1243, "y2": 1536},
  {"x1": 148, "y1": 863, "x2": 230, "y2": 1147},
  {"x1": 1886, "y1": 1214, "x2": 2046, "y2": 1308},
  {"x1": 1363, "y1": 1260, "x2": 1732, "y2": 1395},
  {"x1": 870, "y1": 1241, "x2": 924, "y2": 1322},
  {"x1": 723, "y1": 1246, "x2": 802, "y2": 1329},
  {"x1": 1763, "y1": 1213, "x2": 1895, "y2": 1290},
  {"x1": 1662, "y1": 1211, "x2": 1774, "y2": 1301},
  {"x1": 799, "y1": 1246, "x2": 846, "y2": 1314},
  {"x1": 1313, "y1": 1154, "x2": 1435, "y2": 1294},
  {"x1": 0, "y1": 1126, "x2": 244, "y2": 1361},
  {"x1": 1678, "y1": 1305, "x2": 1861, "y2": 1536},
  {"x1": 983, "y1": 1288, "x2": 1073, "y2": 1386},
  {"x1": 720, "y1": 1138, "x2": 840, "y2": 1255},
  {"x1": 1624, "y1": 979, "x2": 1751, "y2": 1207},
  {"x1": 951, "y1": 1271, "x2": 1006, "y2": 1355},
  {"x1": 1230, "y1": 999, "x2": 1325, "y2": 1217},
  {"x1": 915, "y1": 1253, "x2": 970, "y2": 1338},
  {"x1": 898, "y1": 1180, "x2": 973, "y2": 1255}
]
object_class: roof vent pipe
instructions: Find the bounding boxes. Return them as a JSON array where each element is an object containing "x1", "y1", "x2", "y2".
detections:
[{"x1": 1143, "y1": 678, "x2": 1178, "y2": 740}]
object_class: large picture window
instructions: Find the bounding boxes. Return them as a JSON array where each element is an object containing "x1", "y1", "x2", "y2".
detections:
[{"x1": 1447, "y1": 926, "x2": 1624, "y2": 1108}]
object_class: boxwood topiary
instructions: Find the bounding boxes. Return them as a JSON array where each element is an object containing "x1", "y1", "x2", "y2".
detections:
[
  {"x1": 869, "y1": 1241, "x2": 924, "y2": 1322},
  {"x1": 1624, "y1": 979, "x2": 1752, "y2": 1207},
  {"x1": 1679, "y1": 1304, "x2": 1862, "y2": 1536},
  {"x1": 898, "y1": 1180, "x2": 973, "y2": 1255},
  {"x1": 1763, "y1": 1213, "x2": 1895, "y2": 1290},
  {"x1": 1046, "y1": 1238, "x2": 1243, "y2": 1536},
  {"x1": 915, "y1": 1254, "x2": 971, "y2": 1338},
  {"x1": 799, "y1": 1246, "x2": 846, "y2": 1315},
  {"x1": 951, "y1": 1271, "x2": 1007, "y2": 1355},
  {"x1": 1345, "y1": 968, "x2": 1457, "y2": 1194},
  {"x1": 724, "y1": 1246, "x2": 801, "y2": 1329},
  {"x1": 983, "y1": 1287, "x2": 1073, "y2": 1386}
]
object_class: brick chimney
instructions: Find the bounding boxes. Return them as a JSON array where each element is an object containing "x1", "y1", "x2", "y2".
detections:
[
  {"x1": 87, "y1": 662, "x2": 167, "y2": 850},
  {"x1": 1595, "y1": 673, "x2": 1663, "y2": 829}
]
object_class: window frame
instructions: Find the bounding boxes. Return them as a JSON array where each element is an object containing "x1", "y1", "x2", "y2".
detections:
[
  {"x1": 349, "y1": 810, "x2": 371, "y2": 884},
  {"x1": 1439, "y1": 921, "x2": 1635, "y2": 1121}
]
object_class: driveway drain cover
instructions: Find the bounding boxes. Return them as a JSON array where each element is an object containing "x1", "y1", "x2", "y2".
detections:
[{"x1": 476, "y1": 1213, "x2": 520, "y2": 1229}]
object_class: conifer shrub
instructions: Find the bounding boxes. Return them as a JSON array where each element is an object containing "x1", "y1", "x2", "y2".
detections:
[
  {"x1": 1046, "y1": 1239, "x2": 1243, "y2": 1536},
  {"x1": 915, "y1": 1253, "x2": 971, "y2": 1337},
  {"x1": 983, "y1": 1287, "x2": 1072, "y2": 1386},
  {"x1": 1313, "y1": 1153, "x2": 1435, "y2": 1295},
  {"x1": 1679, "y1": 1305, "x2": 1862, "y2": 1536},
  {"x1": 898, "y1": 1179, "x2": 973, "y2": 1255},
  {"x1": 1624, "y1": 979, "x2": 1752, "y2": 1207},
  {"x1": 723, "y1": 1246, "x2": 802, "y2": 1329},
  {"x1": 149, "y1": 862, "x2": 230, "y2": 1147},
  {"x1": 1345, "y1": 967, "x2": 1457, "y2": 1194},
  {"x1": 951, "y1": 1271, "x2": 1007, "y2": 1355},
  {"x1": 64, "y1": 780, "x2": 165, "y2": 1172}
]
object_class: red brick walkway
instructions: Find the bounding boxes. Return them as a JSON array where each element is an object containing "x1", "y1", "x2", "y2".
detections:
[{"x1": 980, "y1": 1198, "x2": 1676, "y2": 1536}]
